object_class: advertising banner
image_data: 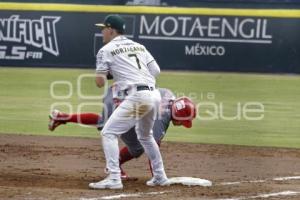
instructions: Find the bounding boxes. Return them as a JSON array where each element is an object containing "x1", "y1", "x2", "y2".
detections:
[{"x1": 0, "y1": 4, "x2": 300, "y2": 73}]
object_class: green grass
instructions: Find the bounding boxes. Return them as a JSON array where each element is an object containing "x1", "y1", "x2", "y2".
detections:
[{"x1": 1, "y1": 67, "x2": 300, "y2": 148}]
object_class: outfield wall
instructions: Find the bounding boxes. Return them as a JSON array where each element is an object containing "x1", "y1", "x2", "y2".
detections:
[{"x1": 0, "y1": 3, "x2": 300, "y2": 73}]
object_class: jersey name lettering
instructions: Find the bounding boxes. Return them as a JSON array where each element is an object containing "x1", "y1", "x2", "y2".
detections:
[{"x1": 110, "y1": 46, "x2": 145, "y2": 56}]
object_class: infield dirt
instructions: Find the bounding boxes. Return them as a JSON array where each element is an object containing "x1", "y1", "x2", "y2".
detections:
[{"x1": 1, "y1": 134, "x2": 300, "y2": 200}]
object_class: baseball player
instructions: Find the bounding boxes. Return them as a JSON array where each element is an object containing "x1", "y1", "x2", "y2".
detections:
[
  {"x1": 92, "y1": 14, "x2": 168, "y2": 189},
  {"x1": 48, "y1": 87, "x2": 196, "y2": 180}
]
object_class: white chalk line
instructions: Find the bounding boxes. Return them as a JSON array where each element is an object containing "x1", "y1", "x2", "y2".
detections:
[
  {"x1": 79, "y1": 190, "x2": 171, "y2": 200},
  {"x1": 217, "y1": 191, "x2": 300, "y2": 200},
  {"x1": 219, "y1": 175, "x2": 300, "y2": 186},
  {"x1": 273, "y1": 176, "x2": 300, "y2": 181},
  {"x1": 79, "y1": 176, "x2": 300, "y2": 200}
]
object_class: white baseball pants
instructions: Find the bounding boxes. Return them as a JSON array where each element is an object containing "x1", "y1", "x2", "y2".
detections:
[{"x1": 101, "y1": 89, "x2": 167, "y2": 180}]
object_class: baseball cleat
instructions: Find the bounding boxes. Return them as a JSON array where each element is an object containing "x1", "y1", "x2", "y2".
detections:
[
  {"x1": 48, "y1": 109, "x2": 66, "y2": 131},
  {"x1": 89, "y1": 177, "x2": 123, "y2": 190},
  {"x1": 146, "y1": 176, "x2": 170, "y2": 187}
]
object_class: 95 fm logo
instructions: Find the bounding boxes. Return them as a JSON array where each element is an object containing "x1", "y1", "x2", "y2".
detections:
[{"x1": 0, "y1": 45, "x2": 43, "y2": 60}]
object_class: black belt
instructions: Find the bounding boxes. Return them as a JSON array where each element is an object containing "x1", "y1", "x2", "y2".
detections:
[
  {"x1": 124, "y1": 85, "x2": 154, "y2": 96},
  {"x1": 136, "y1": 85, "x2": 153, "y2": 91}
]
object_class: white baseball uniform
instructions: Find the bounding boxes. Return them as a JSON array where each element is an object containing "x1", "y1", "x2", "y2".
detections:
[{"x1": 96, "y1": 35, "x2": 167, "y2": 181}]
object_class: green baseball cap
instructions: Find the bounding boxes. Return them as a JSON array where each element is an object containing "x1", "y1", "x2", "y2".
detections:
[{"x1": 95, "y1": 14, "x2": 125, "y2": 33}]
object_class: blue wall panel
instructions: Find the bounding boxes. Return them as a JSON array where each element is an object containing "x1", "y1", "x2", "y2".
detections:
[{"x1": 0, "y1": 6, "x2": 300, "y2": 73}]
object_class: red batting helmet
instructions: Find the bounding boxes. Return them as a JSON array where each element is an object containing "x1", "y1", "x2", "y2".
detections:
[{"x1": 171, "y1": 97, "x2": 197, "y2": 128}]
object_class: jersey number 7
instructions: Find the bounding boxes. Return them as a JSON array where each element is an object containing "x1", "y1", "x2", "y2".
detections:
[{"x1": 128, "y1": 54, "x2": 141, "y2": 69}]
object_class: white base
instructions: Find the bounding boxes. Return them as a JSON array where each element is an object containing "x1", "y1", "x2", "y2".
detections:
[{"x1": 168, "y1": 177, "x2": 212, "y2": 187}]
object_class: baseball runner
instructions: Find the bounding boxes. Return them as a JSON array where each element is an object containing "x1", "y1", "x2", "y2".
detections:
[
  {"x1": 48, "y1": 87, "x2": 196, "y2": 180},
  {"x1": 91, "y1": 14, "x2": 168, "y2": 189}
]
